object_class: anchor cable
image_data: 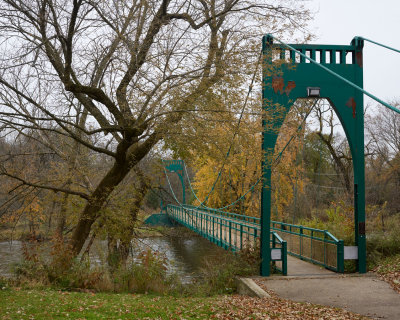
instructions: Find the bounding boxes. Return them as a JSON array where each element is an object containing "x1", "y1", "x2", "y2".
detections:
[{"x1": 356, "y1": 36, "x2": 400, "y2": 54}]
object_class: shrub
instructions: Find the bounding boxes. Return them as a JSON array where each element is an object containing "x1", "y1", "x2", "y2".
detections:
[
  {"x1": 112, "y1": 249, "x2": 181, "y2": 294},
  {"x1": 191, "y1": 245, "x2": 260, "y2": 296},
  {"x1": 298, "y1": 201, "x2": 354, "y2": 245},
  {"x1": 12, "y1": 239, "x2": 182, "y2": 294},
  {"x1": 366, "y1": 214, "x2": 400, "y2": 268}
]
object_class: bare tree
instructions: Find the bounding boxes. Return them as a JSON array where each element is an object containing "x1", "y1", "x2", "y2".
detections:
[
  {"x1": 366, "y1": 102, "x2": 400, "y2": 211},
  {"x1": 313, "y1": 100, "x2": 353, "y2": 194},
  {"x1": 0, "y1": 0, "x2": 310, "y2": 255}
]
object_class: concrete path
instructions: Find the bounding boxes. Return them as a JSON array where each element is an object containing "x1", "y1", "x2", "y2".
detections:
[
  {"x1": 286, "y1": 255, "x2": 335, "y2": 276},
  {"x1": 258, "y1": 257, "x2": 400, "y2": 319}
]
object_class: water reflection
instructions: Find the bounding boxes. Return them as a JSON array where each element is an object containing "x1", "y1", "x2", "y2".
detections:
[
  {"x1": 0, "y1": 241, "x2": 23, "y2": 277},
  {"x1": 0, "y1": 236, "x2": 224, "y2": 282}
]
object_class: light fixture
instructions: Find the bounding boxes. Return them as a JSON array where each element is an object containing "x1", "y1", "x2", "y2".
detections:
[{"x1": 307, "y1": 87, "x2": 320, "y2": 97}]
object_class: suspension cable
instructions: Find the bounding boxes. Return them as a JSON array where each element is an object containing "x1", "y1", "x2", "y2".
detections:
[
  {"x1": 164, "y1": 35, "x2": 400, "y2": 216},
  {"x1": 196, "y1": 48, "x2": 263, "y2": 207},
  {"x1": 176, "y1": 99, "x2": 317, "y2": 211},
  {"x1": 164, "y1": 168, "x2": 184, "y2": 206},
  {"x1": 272, "y1": 99, "x2": 319, "y2": 167},
  {"x1": 267, "y1": 34, "x2": 400, "y2": 115},
  {"x1": 356, "y1": 36, "x2": 400, "y2": 54}
]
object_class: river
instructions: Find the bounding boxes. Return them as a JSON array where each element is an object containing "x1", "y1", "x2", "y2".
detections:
[{"x1": 0, "y1": 235, "x2": 224, "y2": 282}]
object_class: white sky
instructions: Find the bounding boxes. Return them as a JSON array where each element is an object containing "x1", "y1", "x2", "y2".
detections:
[{"x1": 308, "y1": 0, "x2": 400, "y2": 106}]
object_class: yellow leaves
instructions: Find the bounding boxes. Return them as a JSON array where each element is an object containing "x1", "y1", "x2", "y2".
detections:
[
  {"x1": 189, "y1": 117, "x2": 261, "y2": 215},
  {"x1": 272, "y1": 111, "x2": 308, "y2": 221}
]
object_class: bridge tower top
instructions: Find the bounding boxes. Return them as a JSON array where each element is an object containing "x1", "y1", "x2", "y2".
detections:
[{"x1": 162, "y1": 159, "x2": 186, "y2": 205}]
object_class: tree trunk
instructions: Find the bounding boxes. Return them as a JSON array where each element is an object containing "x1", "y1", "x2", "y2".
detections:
[
  {"x1": 106, "y1": 168, "x2": 148, "y2": 268},
  {"x1": 56, "y1": 193, "x2": 69, "y2": 238},
  {"x1": 70, "y1": 159, "x2": 131, "y2": 255},
  {"x1": 317, "y1": 132, "x2": 352, "y2": 194}
]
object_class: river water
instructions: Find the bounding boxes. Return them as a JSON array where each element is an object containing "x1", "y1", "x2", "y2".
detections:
[{"x1": 0, "y1": 236, "x2": 223, "y2": 282}]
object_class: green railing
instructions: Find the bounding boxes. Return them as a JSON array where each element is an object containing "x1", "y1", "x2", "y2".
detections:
[
  {"x1": 167, "y1": 204, "x2": 259, "y2": 250},
  {"x1": 167, "y1": 205, "x2": 287, "y2": 275},
  {"x1": 271, "y1": 232, "x2": 287, "y2": 275},
  {"x1": 167, "y1": 205, "x2": 342, "y2": 274},
  {"x1": 271, "y1": 221, "x2": 344, "y2": 272},
  {"x1": 183, "y1": 204, "x2": 260, "y2": 225}
]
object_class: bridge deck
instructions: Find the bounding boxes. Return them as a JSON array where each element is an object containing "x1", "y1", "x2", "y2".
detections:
[
  {"x1": 285, "y1": 255, "x2": 334, "y2": 276},
  {"x1": 167, "y1": 204, "x2": 343, "y2": 275}
]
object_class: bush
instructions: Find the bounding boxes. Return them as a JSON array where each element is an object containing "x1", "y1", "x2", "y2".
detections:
[
  {"x1": 367, "y1": 214, "x2": 400, "y2": 268},
  {"x1": 298, "y1": 201, "x2": 354, "y2": 245},
  {"x1": 13, "y1": 252, "x2": 106, "y2": 291},
  {"x1": 12, "y1": 239, "x2": 182, "y2": 294},
  {"x1": 113, "y1": 249, "x2": 181, "y2": 294},
  {"x1": 190, "y1": 245, "x2": 260, "y2": 296},
  {"x1": 0, "y1": 277, "x2": 9, "y2": 289}
]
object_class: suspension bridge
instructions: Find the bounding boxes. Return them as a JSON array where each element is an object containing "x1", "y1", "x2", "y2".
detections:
[{"x1": 146, "y1": 35, "x2": 400, "y2": 277}]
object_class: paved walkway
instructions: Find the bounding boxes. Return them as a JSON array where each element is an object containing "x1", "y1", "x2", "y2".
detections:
[
  {"x1": 257, "y1": 256, "x2": 400, "y2": 320},
  {"x1": 285, "y1": 255, "x2": 334, "y2": 276}
]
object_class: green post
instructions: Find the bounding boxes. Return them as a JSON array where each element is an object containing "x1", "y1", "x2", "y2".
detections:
[
  {"x1": 200, "y1": 212, "x2": 203, "y2": 236},
  {"x1": 229, "y1": 221, "x2": 232, "y2": 248},
  {"x1": 324, "y1": 231, "x2": 327, "y2": 266},
  {"x1": 212, "y1": 216, "x2": 215, "y2": 243},
  {"x1": 282, "y1": 241, "x2": 288, "y2": 276},
  {"x1": 260, "y1": 34, "x2": 273, "y2": 276},
  {"x1": 219, "y1": 219, "x2": 223, "y2": 247},
  {"x1": 240, "y1": 224, "x2": 243, "y2": 250},
  {"x1": 337, "y1": 239, "x2": 344, "y2": 273},
  {"x1": 300, "y1": 226, "x2": 303, "y2": 258}
]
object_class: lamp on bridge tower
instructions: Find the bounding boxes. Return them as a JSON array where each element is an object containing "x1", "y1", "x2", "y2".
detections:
[{"x1": 307, "y1": 87, "x2": 321, "y2": 97}]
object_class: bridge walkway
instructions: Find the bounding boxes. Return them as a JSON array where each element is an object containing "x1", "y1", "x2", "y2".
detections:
[{"x1": 166, "y1": 204, "x2": 345, "y2": 276}]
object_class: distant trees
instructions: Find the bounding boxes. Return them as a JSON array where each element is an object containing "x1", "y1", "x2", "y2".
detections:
[{"x1": 366, "y1": 102, "x2": 400, "y2": 213}]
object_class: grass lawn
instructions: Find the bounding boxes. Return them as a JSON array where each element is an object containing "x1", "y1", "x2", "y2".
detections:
[
  {"x1": 0, "y1": 289, "x2": 214, "y2": 319},
  {"x1": 0, "y1": 288, "x2": 369, "y2": 320}
]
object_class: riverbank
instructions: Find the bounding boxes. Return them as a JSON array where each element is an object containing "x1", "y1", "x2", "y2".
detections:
[
  {"x1": 0, "y1": 218, "x2": 169, "y2": 242},
  {"x1": 0, "y1": 288, "x2": 368, "y2": 319}
]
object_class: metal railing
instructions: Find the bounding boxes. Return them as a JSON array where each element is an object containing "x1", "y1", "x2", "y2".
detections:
[
  {"x1": 183, "y1": 204, "x2": 260, "y2": 225},
  {"x1": 167, "y1": 205, "x2": 287, "y2": 275},
  {"x1": 167, "y1": 205, "x2": 342, "y2": 274},
  {"x1": 167, "y1": 205, "x2": 260, "y2": 251},
  {"x1": 271, "y1": 221, "x2": 344, "y2": 272},
  {"x1": 271, "y1": 232, "x2": 287, "y2": 275}
]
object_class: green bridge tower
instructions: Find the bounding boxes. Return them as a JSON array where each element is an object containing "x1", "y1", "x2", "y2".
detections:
[{"x1": 261, "y1": 35, "x2": 366, "y2": 276}]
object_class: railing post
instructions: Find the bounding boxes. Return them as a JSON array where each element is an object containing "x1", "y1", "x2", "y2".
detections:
[
  {"x1": 219, "y1": 218, "x2": 223, "y2": 247},
  {"x1": 212, "y1": 216, "x2": 215, "y2": 243},
  {"x1": 300, "y1": 226, "x2": 303, "y2": 258},
  {"x1": 282, "y1": 240, "x2": 288, "y2": 276},
  {"x1": 324, "y1": 231, "x2": 327, "y2": 266},
  {"x1": 337, "y1": 239, "x2": 344, "y2": 273},
  {"x1": 229, "y1": 221, "x2": 232, "y2": 249},
  {"x1": 240, "y1": 224, "x2": 243, "y2": 250},
  {"x1": 206, "y1": 214, "x2": 209, "y2": 240},
  {"x1": 311, "y1": 230, "x2": 313, "y2": 260},
  {"x1": 272, "y1": 232, "x2": 276, "y2": 248},
  {"x1": 200, "y1": 212, "x2": 203, "y2": 236}
]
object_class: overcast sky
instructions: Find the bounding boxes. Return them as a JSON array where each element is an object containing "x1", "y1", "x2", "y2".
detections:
[{"x1": 308, "y1": 0, "x2": 400, "y2": 107}]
